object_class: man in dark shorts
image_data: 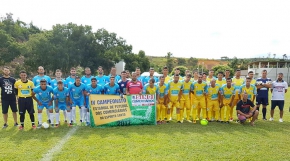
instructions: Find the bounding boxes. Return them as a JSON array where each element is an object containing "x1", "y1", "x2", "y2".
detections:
[
  {"x1": 0, "y1": 66, "x2": 18, "y2": 128},
  {"x1": 14, "y1": 70, "x2": 36, "y2": 130},
  {"x1": 236, "y1": 92, "x2": 259, "y2": 126}
]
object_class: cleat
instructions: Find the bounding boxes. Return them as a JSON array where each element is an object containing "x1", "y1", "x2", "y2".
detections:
[
  {"x1": 2, "y1": 124, "x2": 8, "y2": 129},
  {"x1": 236, "y1": 120, "x2": 240, "y2": 123},
  {"x1": 156, "y1": 121, "x2": 161, "y2": 125},
  {"x1": 269, "y1": 118, "x2": 274, "y2": 121},
  {"x1": 64, "y1": 120, "x2": 68, "y2": 123},
  {"x1": 50, "y1": 124, "x2": 54, "y2": 128},
  {"x1": 279, "y1": 118, "x2": 283, "y2": 123},
  {"x1": 68, "y1": 123, "x2": 73, "y2": 127},
  {"x1": 19, "y1": 125, "x2": 24, "y2": 130},
  {"x1": 55, "y1": 124, "x2": 59, "y2": 128},
  {"x1": 14, "y1": 123, "x2": 19, "y2": 127},
  {"x1": 193, "y1": 120, "x2": 197, "y2": 124},
  {"x1": 186, "y1": 120, "x2": 192, "y2": 123},
  {"x1": 226, "y1": 121, "x2": 230, "y2": 124},
  {"x1": 263, "y1": 118, "x2": 267, "y2": 121},
  {"x1": 196, "y1": 118, "x2": 200, "y2": 121},
  {"x1": 37, "y1": 124, "x2": 42, "y2": 129},
  {"x1": 47, "y1": 119, "x2": 51, "y2": 124},
  {"x1": 220, "y1": 121, "x2": 224, "y2": 123},
  {"x1": 32, "y1": 125, "x2": 37, "y2": 129},
  {"x1": 166, "y1": 121, "x2": 170, "y2": 123},
  {"x1": 86, "y1": 122, "x2": 90, "y2": 126},
  {"x1": 177, "y1": 121, "x2": 182, "y2": 123},
  {"x1": 229, "y1": 118, "x2": 233, "y2": 122}
]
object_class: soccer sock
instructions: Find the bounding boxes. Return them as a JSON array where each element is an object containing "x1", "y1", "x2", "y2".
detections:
[
  {"x1": 81, "y1": 107, "x2": 87, "y2": 122},
  {"x1": 221, "y1": 106, "x2": 226, "y2": 121},
  {"x1": 170, "y1": 108, "x2": 173, "y2": 118},
  {"x1": 80, "y1": 108, "x2": 83, "y2": 122},
  {"x1": 262, "y1": 108, "x2": 266, "y2": 118},
  {"x1": 202, "y1": 108, "x2": 207, "y2": 119},
  {"x1": 226, "y1": 106, "x2": 230, "y2": 121},
  {"x1": 86, "y1": 112, "x2": 90, "y2": 123},
  {"x1": 215, "y1": 110, "x2": 220, "y2": 121},
  {"x1": 63, "y1": 110, "x2": 67, "y2": 121},
  {"x1": 192, "y1": 108, "x2": 197, "y2": 121},
  {"x1": 157, "y1": 104, "x2": 161, "y2": 121},
  {"x1": 186, "y1": 109, "x2": 190, "y2": 120},
  {"x1": 20, "y1": 113, "x2": 25, "y2": 127},
  {"x1": 55, "y1": 113, "x2": 60, "y2": 125},
  {"x1": 46, "y1": 109, "x2": 50, "y2": 120},
  {"x1": 176, "y1": 108, "x2": 181, "y2": 121},
  {"x1": 207, "y1": 108, "x2": 212, "y2": 120},
  {"x1": 38, "y1": 113, "x2": 43, "y2": 124},
  {"x1": 197, "y1": 108, "x2": 201, "y2": 119},
  {"x1": 72, "y1": 107, "x2": 76, "y2": 123},
  {"x1": 230, "y1": 107, "x2": 233, "y2": 119},
  {"x1": 161, "y1": 105, "x2": 166, "y2": 121},
  {"x1": 66, "y1": 112, "x2": 71, "y2": 123},
  {"x1": 29, "y1": 113, "x2": 35, "y2": 126},
  {"x1": 49, "y1": 113, "x2": 54, "y2": 125}
]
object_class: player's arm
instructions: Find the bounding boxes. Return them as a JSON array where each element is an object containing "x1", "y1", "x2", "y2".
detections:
[
  {"x1": 31, "y1": 90, "x2": 42, "y2": 105},
  {"x1": 178, "y1": 90, "x2": 182, "y2": 102},
  {"x1": 285, "y1": 83, "x2": 288, "y2": 93},
  {"x1": 229, "y1": 94, "x2": 235, "y2": 107}
]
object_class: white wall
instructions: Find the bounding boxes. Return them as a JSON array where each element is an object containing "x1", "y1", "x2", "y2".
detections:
[
  {"x1": 115, "y1": 60, "x2": 125, "y2": 75},
  {"x1": 248, "y1": 68, "x2": 290, "y2": 84}
]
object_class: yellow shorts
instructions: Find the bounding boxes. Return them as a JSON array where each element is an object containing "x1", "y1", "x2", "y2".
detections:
[
  {"x1": 208, "y1": 100, "x2": 219, "y2": 111},
  {"x1": 192, "y1": 98, "x2": 206, "y2": 109},
  {"x1": 180, "y1": 99, "x2": 190, "y2": 109},
  {"x1": 168, "y1": 101, "x2": 179, "y2": 109}
]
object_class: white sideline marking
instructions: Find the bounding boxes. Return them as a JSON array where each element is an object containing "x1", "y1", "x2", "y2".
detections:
[{"x1": 41, "y1": 127, "x2": 79, "y2": 161}]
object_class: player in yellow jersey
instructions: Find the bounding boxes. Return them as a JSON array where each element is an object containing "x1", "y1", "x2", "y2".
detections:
[
  {"x1": 142, "y1": 78, "x2": 158, "y2": 94},
  {"x1": 190, "y1": 71, "x2": 198, "y2": 119},
  {"x1": 180, "y1": 74, "x2": 193, "y2": 122},
  {"x1": 216, "y1": 72, "x2": 226, "y2": 121},
  {"x1": 206, "y1": 70, "x2": 216, "y2": 83},
  {"x1": 156, "y1": 76, "x2": 168, "y2": 124},
  {"x1": 231, "y1": 69, "x2": 244, "y2": 121},
  {"x1": 162, "y1": 66, "x2": 171, "y2": 84},
  {"x1": 14, "y1": 70, "x2": 36, "y2": 130},
  {"x1": 167, "y1": 74, "x2": 183, "y2": 123},
  {"x1": 247, "y1": 71, "x2": 256, "y2": 85},
  {"x1": 170, "y1": 68, "x2": 184, "y2": 81},
  {"x1": 207, "y1": 79, "x2": 221, "y2": 121},
  {"x1": 220, "y1": 78, "x2": 235, "y2": 123},
  {"x1": 240, "y1": 77, "x2": 257, "y2": 102},
  {"x1": 191, "y1": 74, "x2": 208, "y2": 123}
]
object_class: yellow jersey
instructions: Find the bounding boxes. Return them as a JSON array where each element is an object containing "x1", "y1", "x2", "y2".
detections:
[
  {"x1": 168, "y1": 81, "x2": 182, "y2": 101},
  {"x1": 216, "y1": 79, "x2": 226, "y2": 87},
  {"x1": 220, "y1": 84, "x2": 235, "y2": 101},
  {"x1": 192, "y1": 81, "x2": 208, "y2": 100},
  {"x1": 143, "y1": 84, "x2": 158, "y2": 95},
  {"x1": 240, "y1": 84, "x2": 257, "y2": 100},
  {"x1": 15, "y1": 80, "x2": 35, "y2": 97},
  {"x1": 156, "y1": 82, "x2": 168, "y2": 99},
  {"x1": 232, "y1": 77, "x2": 245, "y2": 99},
  {"x1": 181, "y1": 81, "x2": 193, "y2": 100},
  {"x1": 207, "y1": 85, "x2": 220, "y2": 101},
  {"x1": 250, "y1": 79, "x2": 256, "y2": 85},
  {"x1": 206, "y1": 77, "x2": 216, "y2": 84},
  {"x1": 164, "y1": 76, "x2": 171, "y2": 84}
]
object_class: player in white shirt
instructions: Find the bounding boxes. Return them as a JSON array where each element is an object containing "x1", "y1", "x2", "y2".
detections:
[{"x1": 269, "y1": 73, "x2": 288, "y2": 122}]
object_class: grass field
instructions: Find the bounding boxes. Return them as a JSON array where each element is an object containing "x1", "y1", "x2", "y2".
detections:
[{"x1": 1, "y1": 90, "x2": 290, "y2": 161}]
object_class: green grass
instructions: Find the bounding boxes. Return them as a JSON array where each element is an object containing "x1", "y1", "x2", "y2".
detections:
[{"x1": 1, "y1": 90, "x2": 290, "y2": 161}]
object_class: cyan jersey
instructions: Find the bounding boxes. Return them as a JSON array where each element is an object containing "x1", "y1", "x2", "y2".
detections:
[
  {"x1": 137, "y1": 76, "x2": 144, "y2": 84},
  {"x1": 108, "y1": 75, "x2": 121, "y2": 83},
  {"x1": 50, "y1": 79, "x2": 65, "y2": 89},
  {"x1": 68, "y1": 83, "x2": 86, "y2": 100},
  {"x1": 33, "y1": 86, "x2": 54, "y2": 103},
  {"x1": 220, "y1": 84, "x2": 235, "y2": 100},
  {"x1": 143, "y1": 76, "x2": 159, "y2": 86},
  {"x1": 103, "y1": 83, "x2": 120, "y2": 95},
  {"x1": 32, "y1": 75, "x2": 51, "y2": 87},
  {"x1": 64, "y1": 76, "x2": 75, "y2": 88},
  {"x1": 81, "y1": 75, "x2": 94, "y2": 85},
  {"x1": 156, "y1": 82, "x2": 168, "y2": 99},
  {"x1": 53, "y1": 87, "x2": 69, "y2": 103},
  {"x1": 85, "y1": 85, "x2": 103, "y2": 95},
  {"x1": 95, "y1": 75, "x2": 109, "y2": 86}
]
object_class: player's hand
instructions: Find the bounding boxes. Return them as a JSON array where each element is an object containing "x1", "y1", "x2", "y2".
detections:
[
  {"x1": 38, "y1": 101, "x2": 42, "y2": 106},
  {"x1": 220, "y1": 104, "x2": 224, "y2": 108},
  {"x1": 48, "y1": 101, "x2": 52, "y2": 106},
  {"x1": 87, "y1": 93, "x2": 90, "y2": 96},
  {"x1": 139, "y1": 92, "x2": 142, "y2": 95},
  {"x1": 70, "y1": 100, "x2": 73, "y2": 105},
  {"x1": 229, "y1": 103, "x2": 232, "y2": 107},
  {"x1": 120, "y1": 93, "x2": 124, "y2": 98}
]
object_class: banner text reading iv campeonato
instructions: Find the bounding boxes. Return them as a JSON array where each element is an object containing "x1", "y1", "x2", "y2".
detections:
[{"x1": 89, "y1": 94, "x2": 156, "y2": 127}]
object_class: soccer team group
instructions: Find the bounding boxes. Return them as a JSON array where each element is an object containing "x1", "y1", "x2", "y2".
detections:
[{"x1": 0, "y1": 65, "x2": 288, "y2": 130}]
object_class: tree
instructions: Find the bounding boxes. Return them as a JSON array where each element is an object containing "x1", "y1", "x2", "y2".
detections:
[
  {"x1": 0, "y1": 30, "x2": 22, "y2": 65},
  {"x1": 177, "y1": 58, "x2": 186, "y2": 65},
  {"x1": 123, "y1": 50, "x2": 150, "y2": 73},
  {"x1": 211, "y1": 65, "x2": 234, "y2": 77},
  {"x1": 166, "y1": 52, "x2": 174, "y2": 71}
]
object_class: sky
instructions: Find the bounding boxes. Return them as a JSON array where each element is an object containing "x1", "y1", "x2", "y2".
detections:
[{"x1": 1, "y1": 0, "x2": 290, "y2": 59}]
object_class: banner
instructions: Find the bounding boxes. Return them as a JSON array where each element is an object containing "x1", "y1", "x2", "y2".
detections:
[{"x1": 90, "y1": 94, "x2": 156, "y2": 127}]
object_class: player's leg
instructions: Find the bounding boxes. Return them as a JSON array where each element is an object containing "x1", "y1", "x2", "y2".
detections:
[
  {"x1": 175, "y1": 102, "x2": 181, "y2": 123},
  {"x1": 161, "y1": 104, "x2": 166, "y2": 123},
  {"x1": 27, "y1": 98, "x2": 36, "y2": 129},
  {"x1": 213, "y1": 101, "x2": 219, "y2": 121},
  {"x1": 270, "y1": 100, "x2": 276, "y2": 120},
  {"x1": 37, "y1": 104, "x2": 44, "y2": 128},
  {"x1": 18, "y1": 98, "x2": 25, "y2": 130},
  {"x1": 179, "y1": 100, "x2": 185, "y2": 122},
  {"x1": 66, "y1": 105, "x2": 72, "y2": 126},
  {"x1": 80, "y1": 98, "x2": 86, "y2": 126},
  {"x1": 200, "y1": 100, "x2": 207, "y2": 120},
  {"x1": 225, "y1": 104, "x2": 230, "y2": 123},
  {"x1": 47, "y1": 104, "x2": 54, "y2": 127},
  {"x1": 2, "y1": 100, "x2": 9, "y2": 128},
  {"x1": 156, "y1": 103, "x2": 161, "y2": 124},
  {"x1": 185, "y1": 100, "x2": 191, "y2": 122},
  {"x1": 71, "y1": 100, "x2": 77, "y2": 124},
  {"x1": 207, "y1": 100, "x2": 212, "y2": 121},
  {"x1": 191, "y1": 100, "x2": 198, "y2": 123},
  {"x1": 10, "y1": 99, "x2": 18, "y2": 126},
  {"x1": 230, "y1": 99, "x2": 238, "y2": 121},
  {"x1": 220, "y1": 104, "x2": 226, "y2": 122},
  {"x1": 278, "y1": 101, "x2": 284, "y2": 122},
  {"x1": 167, "y1": 102, "x2": 172, "y2": 122},
  {"x1": 250, "y1": 110, "x2": 259, "y2": 126},
  {"x1": 262, "y1": 97, "x2": 268, "y2": 120},
  {"x1": 54, "y1": 106, "x2": 60, "y2": 127}
]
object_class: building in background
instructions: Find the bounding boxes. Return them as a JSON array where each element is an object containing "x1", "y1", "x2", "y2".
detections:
[{"x1": 115, "y1": 60, "x2": 126, "y2": 75}]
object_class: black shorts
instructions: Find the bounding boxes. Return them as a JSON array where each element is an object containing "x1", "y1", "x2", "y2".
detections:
[
  {"x1": 1, "y1": 99, "x2": 17, "y2": 114},
  {"x1": 18, "y1": 97, "x2": 35, "y2": 114},
  {"x1": 271, "y1": 100, "x2": 284, "y2": 110},
  {"x1": 256, "y1": 97, "x2": 269, "y2": 106}
]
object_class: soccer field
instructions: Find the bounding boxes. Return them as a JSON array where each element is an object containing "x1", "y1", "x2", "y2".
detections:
[{"x1": 1, "y1": 91, "x2": 290, "y2": 161}]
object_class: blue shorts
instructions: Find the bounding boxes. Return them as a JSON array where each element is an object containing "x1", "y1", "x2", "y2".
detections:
[
  {"x1": 38, "y1": 102, "x2": 53, "y2": 110},
  {"x1": 55, "y1": 103, "x2": 68, "y2": 111},
  {"x1": 72, "y1": 98, "x2": 85, "y2": 108},
  {"x1": 271, "y1": 100, "x2": 284, "y2": 110},
  {"x1": 256, "y1": 97, "x2": 268, "y2": 106}
]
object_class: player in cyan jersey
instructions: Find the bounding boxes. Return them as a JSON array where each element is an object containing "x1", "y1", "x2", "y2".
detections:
[
  {"x1": 143, "y1": 78, "x2": 158, "y2": 94},
  {"x1": 207, "y1": 79, "x2": 221, "y2": 121},
  {"x1": 143, "y1": 68, "x2": 159, "y2": 86},
  {"x1": 103, "y1": 77, "x2": 121, "y2": 95},
  {"x1": 32, "y1": 79, "x2": 54, "y2": 128},
  {"x1": 64, "y1": 67, "x2": 76, "y2": 88},
  {"x1": 180, "y1": 74, "x2": 193, "y2": 122},
  {"x1": 167, "y1": 74, "x2": 183, "y2": 123},
  {"x1": 135, "y1": 67, "x2": 144, "y2": 85},
  {"x1": 95, "y1": 66, "x2": 109, "y2": 86},
  {"x1": 108, "y1": 66, "x2": 121, "y2": 83},
  {"x1": 192, "y1": 74, "x2": 208, "y2": 123},
  {"x1": 68, "y1": 76, "x2": 86, "y2": 126},
  {"x1": 156, "y1": 76, "x2": 168, "y2": 124},
  {"x1": 53, "y1": 81, "x2": 70, "y2": 127},
  {"x1": 50, "y1": 69, "x2": 65, "y2": 89},
  {"x1": 84, "y1": 77, "x2": 104, "y2": 126},
  {"x1": 231, "y1": 69, "x2": 244, "y2": 121},
  {"x1": 220, "y1": 78, "x2": 235, "y2": 123},
  {"x1": 81, "y1": 67, "x2": 94, "y2": 85}
]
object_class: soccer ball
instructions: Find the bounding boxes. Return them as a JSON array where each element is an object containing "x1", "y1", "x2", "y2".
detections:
[
  {"x1": 200, "y1": 119, "x2": 208, "y2": 126},
  {"x1": 42, "y1": 122, "x2": 49, "y2": 129},
  {"x1": 238, "y1": 115, "x2": 247, "y2": 123}
]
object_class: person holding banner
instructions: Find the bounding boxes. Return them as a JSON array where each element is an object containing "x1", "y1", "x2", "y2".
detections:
[
  {"x1": 143, "y1": 78, "x2": 158, "y2": 95},
  {"x1": 167, "y1": 74, "x2": 183, "y2": 123},
  {"x1": 104, "y1": 77, "x2": 121, "y2": 95},
  {"x1": 156, "y1": 76, "x2": 168, "y2": 124},
  {"x1": 126, "y1": 72, "x2": 143, "y2": 95},
  {"x1": 84, "y1": 77, "x2": 104, "y2": 126}
]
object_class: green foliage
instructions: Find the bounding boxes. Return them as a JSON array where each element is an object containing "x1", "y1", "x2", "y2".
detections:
[
  {"x1": 170, "y1": 66, "x2": 188, "y2": 76},
  {"x1": 212, "y1": 65, "x2": 234, "y2": 76},
  {"x1": 123, "y1": 50, "x2": 150, "y2": 73},
  {"x1": 166, "y1": 52, "x2": 174, "y2": 71},
  {"x1": 177, "y1": 58, "x2": 186, "y2": 65},
  {"x1": 187, "y1": 57, "x2": 198, "y2": 68},
  {"x1": 228, "y1": 56, "x2": 250, "y2": 71}
]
